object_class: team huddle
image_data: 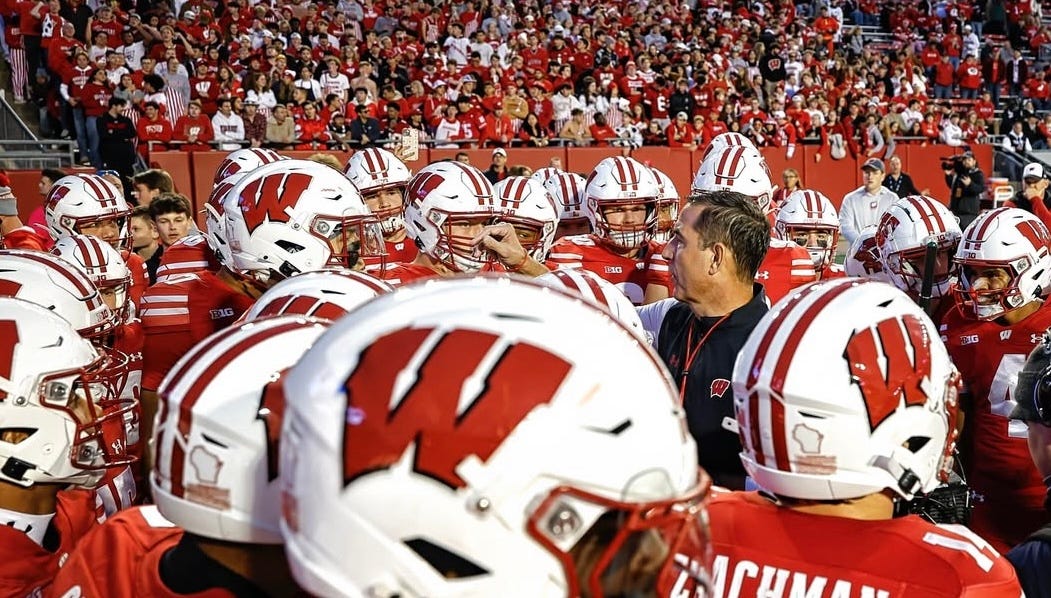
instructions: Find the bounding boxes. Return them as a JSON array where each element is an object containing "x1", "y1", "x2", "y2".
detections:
[{"x1": 0, "y1": 132, "x2": 1044, "y2": 596}]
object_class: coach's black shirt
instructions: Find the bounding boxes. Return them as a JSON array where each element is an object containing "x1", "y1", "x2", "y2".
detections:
[{"x1": 657, "y1": 284, "x2": 769, "y2": 489}]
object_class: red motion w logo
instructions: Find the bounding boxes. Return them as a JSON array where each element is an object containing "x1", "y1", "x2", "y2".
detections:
[
  {"x1": 342, "y1": 327, "x2": 572, "y2": 488},
  {"x1": 238, "y1": 172, "x2": 312, "y2": 232},
  {"x1": 846, "y1": 314, "x2": 933, "y2": 431}
]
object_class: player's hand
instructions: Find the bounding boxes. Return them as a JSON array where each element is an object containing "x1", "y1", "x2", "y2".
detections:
[{"x1": 473, "y1": 222, "x2": 528, "y2": 269}]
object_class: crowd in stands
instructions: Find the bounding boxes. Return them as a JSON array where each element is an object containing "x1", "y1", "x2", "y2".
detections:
[{"x1": 3, "y1": 0, "x2": 1050, "y2": 168}]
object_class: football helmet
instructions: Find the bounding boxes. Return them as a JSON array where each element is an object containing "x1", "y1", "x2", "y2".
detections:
[
  {"x1": 0, "y1": 249, "x2": 117, "y2": 338},
  {"x1": 153, "y1": 315, "x2": 329, "y2": 544},
  {"x1": 544, "y1": 172, "x2": 590, "y2": 238},
  {"x1": 204, "y1": 174, "x2": 240, "y2": 267},
  {"x1": 493, "y1": 176, "x2": 559, "y2": 261},
  {"x1": 403, "y1": 161, "x2": 498, "y2": 273},
  {"x1": 691, "y1": 145, "x2": 774, "y2": 214},
  {"x1": 222, "y1": 159, "x2": 386, "y2": 285},
  {"x1": 0, "y1": 297, "x2": 134, "y2": 488},
  {"x1": 213, "y1": 147, "x2": 286, "y2": 186},
  {"x1": 51, "y1": 234, "x2": 133, "y2": 324},
  {"x1": 954, "y1": 207, "x2": 1051, "y2": 320},
  {"x1": 279, "y1": 276, "x2": 710, "y2": 598},
  {"x1": 775, "y1": 189, "x2": 840, "y2": 269},
  {"x1": 44, "y1": 174, "x2": 131, "y2": 248},
  {"x1": 734, "y1": 278, "x2": 961, "y2": 501},
  {"x1": 585, "y1": 156, "x2": 660, "y2": 250},
  {"x1": 700, "y1": 131, "x2": 757, "y2": 162},
  {"x1": 650, "y1": 167, "x2": 680, "y2": 244},
  {"x1": 242, "y1": 269, "x2": 393, "y2": 322},
  {"x1": 535, "y1": 268, "x2": 649, "y2": 344},
  {"x1": 530, "y1": 166, "x2": 563, "y2": 185},
  {"x1": 876, "y1": 195, "x2": 962, "y2": 300},
  {"x1": 345, "y1": 147, "x2": 412, "y2": 236},
  {"x1": 844, "y1": 226, "x2": 889, "y2": 282}
]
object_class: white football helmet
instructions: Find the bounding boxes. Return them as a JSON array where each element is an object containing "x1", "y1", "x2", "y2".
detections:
[
  {"x1": 534, "y1": 268, "x2": 649, "y2": 344},
  {"x1": 44, "y1": 174, "x2": 131, "y2": 248},
  {"x1": 734, "y1": 278, "x2": 961, "y2": 501},
  {"x1": 544, "y1": 172, "x2": 590, "y2": 238},
  {"x1": 700, "y1": 131, "x2": 757, "y2": 162},
  {"x1": 213, "y1": 147, "x2": 286, "y2": 186},
  {"x1": 279, "y1": 276, "x2": 711, "y2": 598},
  {"x1": 242, "y1": 269, "x2": 393, "y2": 322},
  {"x1": 204, "y1": 174, "x2": 241, "y2": 267},
  {"x1": 51, "y1": 234, "x2": 133, "y2": 324},
  {"x1": 691, "y1": 145, "x2": 774, "y2": 214},
  {"x1": 0, "y1": 297, "x2": 135, "y2": 488},
  {"x1": 494, "y1": 176, "x2": 559, "y2": 261},
  {"x1": 650, "y1": 167, "x2": 680, "y2": 244},
  {"x1": 345, "y1": 147, "x2": 412, "y2": 236},
  {"x1": 585, "y1": 156, "x2": 660, "y2": 250},
  {"x1": 844, "y1": 226, "x2": 889, "y2": 282},
  {"x1": 530, "y1": 166, "x2": 563, "y2": 185},
  {"x1": 954, "y1": 207, "x2": 1051, "y2": 320},
  {"x1": 775, "y1": 189, "x2": 840, "y2": 269},
  {"x1": 876, "y1": 195, "x2": 962, "y2": 300},
  {"x1": 0, "y1": 249, "x2": 117, "y2": 338},
  {"x1": 403, "y1": 161, "x2": 498, "y2": 273},
  {"x1": 153, "y1": 315, "x2": 329, "y2": 544},
  {"x1": 222, "y1": 159, "x2": 386, "y2": 285}
]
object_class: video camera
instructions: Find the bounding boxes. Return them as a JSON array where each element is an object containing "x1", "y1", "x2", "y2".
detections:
[{"x1": 941, "y1": 155, "x2": 970, "y2": 175}]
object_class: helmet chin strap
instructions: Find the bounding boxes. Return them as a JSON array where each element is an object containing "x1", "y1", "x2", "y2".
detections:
[{"x1": 871, "y1": 452, "x2": 923, "y2": 498}]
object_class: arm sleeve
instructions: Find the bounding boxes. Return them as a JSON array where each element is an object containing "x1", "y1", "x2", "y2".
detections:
[
  {"x1": 838, "y1": 195, "x2": 859, "y2": 247},
  {"x1": 636, "y1": 298, "x2": 677, "y2": 351}
]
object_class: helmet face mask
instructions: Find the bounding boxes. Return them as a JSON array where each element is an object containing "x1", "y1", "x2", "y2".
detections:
[
  {"x1": 45, "y1": 174, "x2": 132, "y2": 250},
  {"x1": 733, "y1": 279, "x2": 961, "y2": 502},
  {"x1": 952, "y1": 207, "x2": 1051, "y2": 321},
  {"x1": 876, "y1": 195, "x2": 962, "y2": 300},
  {"x1": 494, "y1": 176, "x2": 558, "y2": 262},
  {"x1": 650, "y1": 167, "x2": 680, "y2": 244},
  {"x1": 403, "y1": 161, "x2": 499, "y2": 273},
  {"x1": 775, "y1": 189, "x2": 840, "y2": 270},
  {"x1": 346, "y1": 147, "x2": 412, "y2": 237},
  {"x1": 51, "y1": 234, "x2": 133, "y2": 326},
  {"x1": 278, "y1": 276, "x2": 710, "y2": 598},
  {"x1": 0, "y1": 299, "x2": 136, "y2": 489},
  {"x1": 223, "y1": 160, "x2": 386, "y2": 283},
  {"x1": 586, "y1": 157, "x2": 660, "y2": 251}
]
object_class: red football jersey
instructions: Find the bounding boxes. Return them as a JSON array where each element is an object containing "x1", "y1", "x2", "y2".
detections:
[
  {"x1": 155, "y1": 233, "x2": 219, "y2": 283},
  {"x1": 756, "y1": 238, "x2": 817, "y2": 304},
  {"x1": 364, "y1": 238, "x2": 419, "y2": 275},
  {"x1": 817, "y1": 262, "x2": 846, "y2": 280},
  {"x1": 547, "y1": 234, "x2": 669, "y2": 305},
  {"x1": 48, "y1": 505, "x2": 239, "y2": 598},
  {"x1": 708, "y1": 491, "x2": 1021, "y2": 597},
  {"x1": 139, "y1": 271, "x2": 255, "y2": 390},
  {"x1": 0, "y1": 489, "x2": 99, "y2": 598},
  {"x1": 942, "y1": 303, "x2": 1051, "y2": 552},
  {"x1": 1, "y1": 226, "x2": 48, "y2": 251},
  {"x1": 122, "y1": 250, "x2": 148, "y2": 311},
  {"x1": 379, "y1": 262, "x2": 441, "y2": 286}
]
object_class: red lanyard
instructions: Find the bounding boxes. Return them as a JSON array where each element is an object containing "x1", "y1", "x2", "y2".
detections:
[{"x1": 678, "y1": 313, "x2": 731, "y2": 404}]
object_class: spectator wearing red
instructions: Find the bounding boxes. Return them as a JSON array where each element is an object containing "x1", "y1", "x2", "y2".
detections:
[
  {"x1": 482, "y1": 103, "x2": 514, "y2": 148},
  {"x1": 590, "y1": 112, "x2": 618, "y2": 147},
  {"x1": 190, "y1": 66, "x2": 221, "y2": 116},
  {"x1": 88, "y1": 4, "x2": 121, "y2": 49},
  {"x1": 932, "y1": 54, "x2": 956, "y2": 99},
  {"x1": 18, "y1": 0, "x2": 45, "y2": 92},
  {"x1": 519, "y1": 33, "x2": 550, "y2": 77},
  {"x1": 643, "y1": 76, "x2": 672, "y2": 128},
  {"x1": 293, "y1": 102, "x2": 329, "y2": 150},
  {"x1": 136, "y1": 101, "x2": 173, "y2": 159},
  {"x1": 665, "y1": 111, "x2": 694, "y2": 149},
  {"x1": 813, "y1": 7, "x2": 839, "y2": 55},
  {"x1": 618, "y1": 60, "x2": 645, "y2": 108},
  {"x1": 982, "y1": 45, "x2": 1006, "y2": 106},
  {"x1": 455, "y1": 95, "x2": 486, "y2": 145},
  {"x1": 1025, "y1": 70, "x2": 1051, "y2": 111},
  {"x1": 690, "y1": 114, "x2": 709, "y2": 147},
  {"x1": 173, "y1": 100, "x2": 214, "y2": 152},
  {"x1": 379, "y1": 103, "x2": 410, "y2": 139},
  {"x1": 79, "y1": 68, "x2": 112, "y2": 169},
  {"x1": 974, "y1": 90, "x2": 997, "y2": 124},
  {"x1": 956, "y1": 54, "x2": 982, "y2": 99},
  {"x1": 919, "y1": 112, "x2": 940, "y2": 146},
  {"x1": 526, "y1": 81, "x2": 554, "y2": 132}
]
